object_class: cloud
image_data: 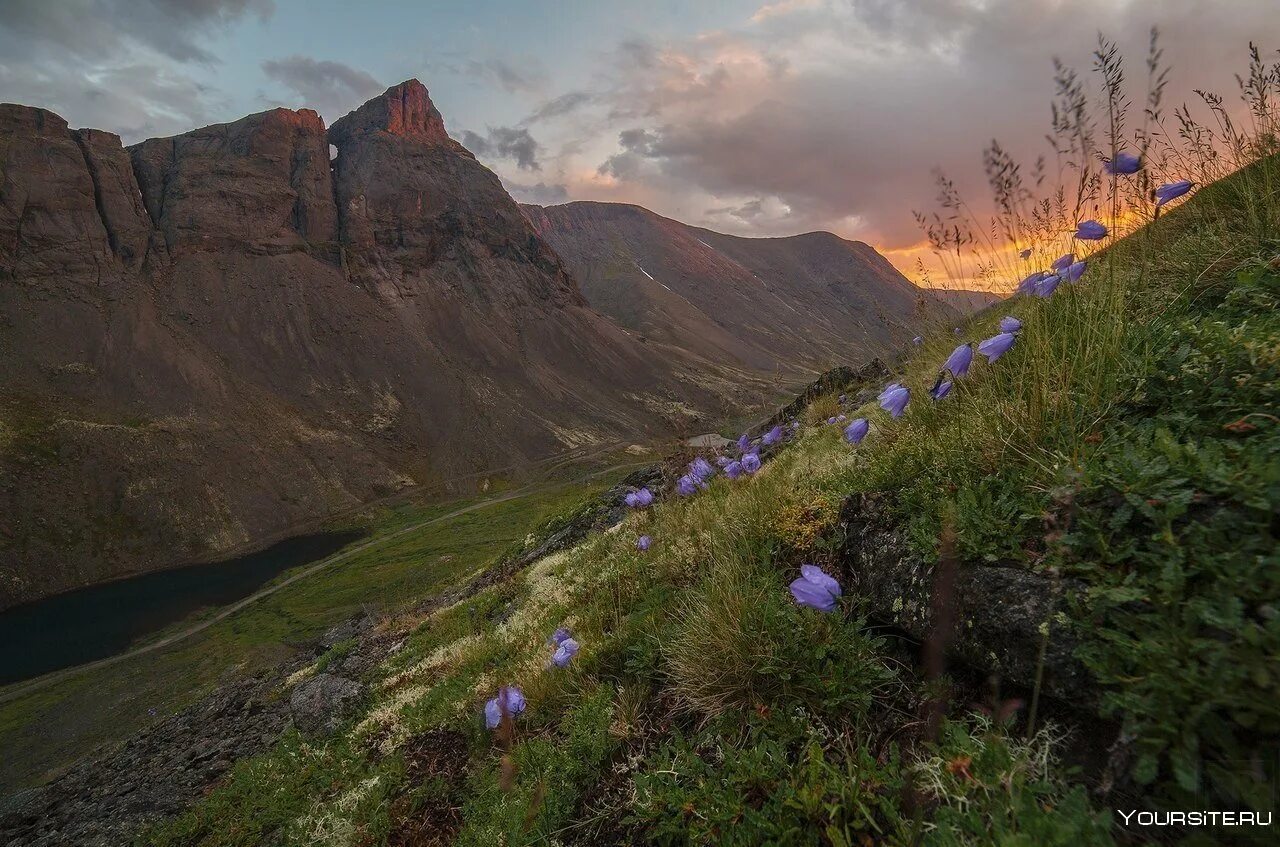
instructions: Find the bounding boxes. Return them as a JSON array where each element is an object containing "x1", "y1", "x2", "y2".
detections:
[
  {"x1": 461, "y1": 125, "x2": 542, "y2": 171},
  {"x1": 0, "y1": 0, "x2": 272, "y2": 141},
  {"x1": 505, "y1": 181, "x2": 571, "y2": 205},
  {"x1": 261, "y1": 56, "x2": 381, "y2": 121},
  {"x1": 523, "y1": 91, "x2": 594, "y2": 124},
  {"x1": 464, "y1": 58, "x2": 546, "y2": 94},
  {"x1": 541, "y1": 0, "x2": 1280, "y2": 251}
]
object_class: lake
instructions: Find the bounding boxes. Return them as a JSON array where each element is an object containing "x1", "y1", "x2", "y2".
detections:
[{"x1": 0, "y1": 531, "x2": 365, "y2": 686}]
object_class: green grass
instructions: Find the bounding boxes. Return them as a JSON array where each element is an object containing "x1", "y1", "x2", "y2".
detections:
[{"x1": 0, "y1": 467, "x2": 634, "y2": 794}]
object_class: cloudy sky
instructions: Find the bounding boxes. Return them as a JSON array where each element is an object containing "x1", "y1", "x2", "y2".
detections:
[{"x1": 2, "y1": 0, "x2": 1274, "y2": 276}]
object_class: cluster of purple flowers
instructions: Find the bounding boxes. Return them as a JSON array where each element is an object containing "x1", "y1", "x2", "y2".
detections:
[
  {"x1": 624, "y1": 487, "x2": 654, "y2": 509},
  {"x1": 484, "y1": 685, "x2": 527, "y2": 729},
  {"x1": 549, "y1": 627, "x2": 580, "y2": 668}
]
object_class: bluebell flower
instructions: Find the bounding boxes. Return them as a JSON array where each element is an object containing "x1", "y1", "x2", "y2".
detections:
[
  {"x1": 736, "y1": 434, "x2": 752, "y2": 454},
  {"x1": 761, "y1": 425, "x2": 783, "y2": 446},
  {"x1": 741, "y1": 452, "x2": 761, "y2": 474},
  {"x1": 826, "y1": 416, "x2": 838, "y2": 425},
  {"x1": 878, "y1": 382, "x2": 902, "y2": 401},
  {"x1": 1032, "y1": 274, "x2": 1061, "y2": 298},
  {"x1": 549, "y1": 627, "x2": 571, "y2": 646},
  {"x1": 484, "y1": 686, "x2": 526, "y2": 729},
  {"x1": 929, "y1": 376, "x2": 953, "y2": 400},
  {"x1": 977, "y1": 332, "x2": 1017, "y2": 362},
  {"x1": 1051, "y1": 252, "x2": 1074, "y2": 272},
  {"x1": 880, "y1": 385, "x2": 910, "y2": 418},
  {"x1": 725, "y1": 460, "x2": 743, "y2": 480},
  {"x1": 1155, "y1": 180, "x2": 1194, "y2": 206},
  {"x1": 689, "y1": 456, "x2": 716, "y2": 482},
  {"x1": 1104, "y1": 152, "x2": 1142, "y2": 175},
  {"x1": 625, "y1": 487, "x2": 654, "y2": 508},
  {"x1": 1074, "y1": 220, "x2": 1108, "y2": 240},
  {"x1": 552, "y1": 638, "x2": 580, "y2": 668},
  {"x1": 1063, "y1": 260, "x2": 1087, "y2": 282},
  {"x1": 676, "y1": 475, "x2": 699, "y2": 497},
  {"x1": 998, "y1": 315, "x2": 1022, "y2": 334},
  {"x1": 636, "y1": 535, "x2": 652, "y2": 551},
  {"x1": 1017, "y1": 271, "x2": 1044, "y2": 295},
  {"x1": 944, "y1": 343, "x2": 974, "y2": 378},
  {"x1": 844, "y1": 418, "x2": 869, "y2": 445},
  {"x1": 789, "y1": 564, "x2": 842, "y2": 612}
]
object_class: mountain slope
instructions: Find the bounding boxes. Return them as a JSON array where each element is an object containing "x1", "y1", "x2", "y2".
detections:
[
  {"x1": 522, "y1": 201, "x2": 990, "y2": 374},
  {"x1": 0, "y1": 82, "x2": 737, "y2": 609}
]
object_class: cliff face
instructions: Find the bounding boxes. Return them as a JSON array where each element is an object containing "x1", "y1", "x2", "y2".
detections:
[
  {"x1": 0, "y1": 82, "x2": 723, "y2": 609},
  {"x1": 521, "y1": 201, "x2": 978, "y2": 375}
]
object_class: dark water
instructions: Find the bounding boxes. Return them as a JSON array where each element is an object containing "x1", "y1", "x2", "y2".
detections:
[{"x1": 0, "y1": 531, "x2": 365, "y2": 686}]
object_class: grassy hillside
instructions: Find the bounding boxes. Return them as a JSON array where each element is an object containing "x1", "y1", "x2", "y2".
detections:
[
  {"x1": 133, "y1": 144, "x2": 1277, "y2": 845},
  {"x1": 0, "y1": 458, "x2": 642, "y2": 794}
]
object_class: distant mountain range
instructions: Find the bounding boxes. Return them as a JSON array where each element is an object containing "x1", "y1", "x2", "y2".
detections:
[
  {"x1": 0, "y1": 80, "x2": 995, "y2": 608},
  {"x1": 522, "y1": 202, "x2": 994, "y2": 375}
]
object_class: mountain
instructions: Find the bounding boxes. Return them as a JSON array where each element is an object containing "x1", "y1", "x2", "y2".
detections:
[
  {"x1": 521, "y1": 201, "x2": 983, "y2": 374},
  {"x1": 0, "y1": 82, "x2": 739, "y2": 610}
]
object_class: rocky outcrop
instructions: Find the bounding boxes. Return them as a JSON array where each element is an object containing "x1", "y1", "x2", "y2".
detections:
[
  {"x1": 838, "y1": 492, "x2": 1091, "y2": 700},
  {"x1": 129, "y1": 107, "x2": 338, "y2": 255},
  {"x1": 0, "y1": 106, "x2": 116, "y2": 286},
  {"x1": 290, "y1": 673, "x2": 365, "y2": 735},
  {"x1": 0, "y1": 673, "x2": 293, "y2": 847}
]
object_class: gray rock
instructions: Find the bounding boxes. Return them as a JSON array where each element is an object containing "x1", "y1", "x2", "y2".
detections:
[
  {"x1": 838, "y1": 492, "x2": 1092, "y2": 701},
  {"x1": 290, "y1": 673, "x2": 365, "y2": 735}
]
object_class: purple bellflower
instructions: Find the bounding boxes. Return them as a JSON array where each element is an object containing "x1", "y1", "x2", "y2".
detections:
[
  {"x1": 1155, "y1": 180, "x2": 1194, "y2": 207},
  {"x1": 930, "y1": 377, "x2": 953, "y2": 401},
  {"x1": 1063, "y1": 260, "x2": 1087, "y2": 282},
  {"x1": 689, "y1": 456, "x2": 716, "y2": 482},
  {"x1": 944, "y1": 343, "x2": 974, "y2": 378},
  {"x1": 844, "y1": 418, "x2": 869, "y2": 445},
  {"x1": 789, "y1": 564, "x2": 842, "y2": 612},
  {"x1": 741, "y1": 452, "x2": 761, "y2": 474},
  {"x1": 724, "y1": 460, "x2": 743, "y2": 480},
  {"x1": 761, "y1": 425, "x2": 784, "y2": 446},
  {"x1": 879, "y1": 385, "x2": 910, "y2": 418},
  {"x1": 484, "y1": 686, "x2": 526, "y2": 729},
  {"x1": 1017, "y1": 271, "x2": 1044, "y2": 295},
  {"x1": 552, "y1": 638, "x2": 580, "y2": 668},
  {"x1": 1033, "y1": 274, "x2": 1062, "y2": 298},
  {"x1": 549, "y1": 627, "x2": 571, "y2": 646},
  {"x1": 998, "y1": 315, "x2": 1023, "y2": 334},
  {"x1": 636, "y1": 535, "x2": 652, "y2": 551},
  {"x1": 1104, "y1": 152, "x2": 1142, "y2": 175},
  {"x1": 977, "y1": 332, "x2": 1017, "y2": 363},
  {"x1": 1074, "y1": 220, "x2": 1108, "y2": 241},
  {"x1": 1051, "y1": 252, "x2": 1074, "y2": 272},
  {"x1": 625, "y1": 487, "x2": 654, "y2": 509}
]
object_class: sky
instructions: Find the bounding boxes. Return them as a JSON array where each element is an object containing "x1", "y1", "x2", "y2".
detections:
[{"x1": 2, "y1": 0, "x2": 1275, "y2": 280}]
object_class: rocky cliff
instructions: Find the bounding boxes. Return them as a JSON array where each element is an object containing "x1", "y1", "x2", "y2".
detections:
[{"x1": 0, "y1": 82, "x2": 728, "y2": 609}]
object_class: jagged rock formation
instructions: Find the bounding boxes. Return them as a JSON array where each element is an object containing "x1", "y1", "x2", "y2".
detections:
[
  {"x1": 522, "y1": 201, "x2": 995, "y2": 374},
  {"x1": 0, "y1": 82, "x2": 731, "y2": 610}
]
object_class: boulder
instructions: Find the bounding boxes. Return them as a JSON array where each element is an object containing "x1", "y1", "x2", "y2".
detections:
[{"x1": 290, "y1": 673, "x2": 365, "y2": 735}]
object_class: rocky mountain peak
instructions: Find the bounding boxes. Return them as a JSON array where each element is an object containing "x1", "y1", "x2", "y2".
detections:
[{"x1": 328, "y1": 79, "x2": 447, "y2": 147}]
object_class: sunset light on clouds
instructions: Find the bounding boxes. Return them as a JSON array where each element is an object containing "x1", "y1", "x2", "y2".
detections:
[{"x1": 4, "y1": 0, "x2": 1273, "y2": 288}]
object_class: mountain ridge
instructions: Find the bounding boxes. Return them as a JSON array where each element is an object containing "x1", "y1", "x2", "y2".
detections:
[{"x1": 522, "y1": 199, "x2": 994, "y2": 375}]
